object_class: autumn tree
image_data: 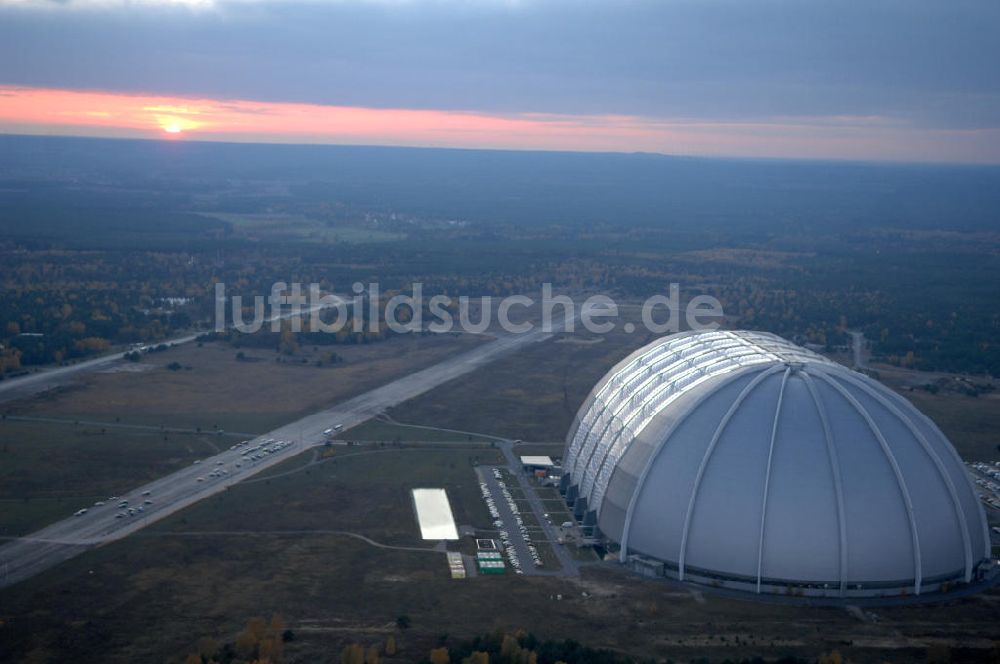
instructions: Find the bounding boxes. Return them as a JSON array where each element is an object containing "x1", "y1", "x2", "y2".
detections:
[
  {"x1": 462, "y1": 651, "x2": 489, "y2": 664},
  {"x1": 233, "y1": 614, "x2": 286, "y2": 663},
  {"x1": 258, "y1": 633, "x2": 284, "y2": 663},
  {"x1": 429, "y1": 646, "x2": 451, "y2": 664},
  {"x1": 236, "y1": 629, "x2": 258, "y2": 660},
  {"x1": 342, "y1": 643, "x2": 366, "y2": 664},
  {"x1": 500, "y1": 635, "x2": 521, "y2": 663}
]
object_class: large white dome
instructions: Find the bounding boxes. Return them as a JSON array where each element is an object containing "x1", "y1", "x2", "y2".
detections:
[{"x1": 562, "y1": 330, "x2": 990, "y2": 598}]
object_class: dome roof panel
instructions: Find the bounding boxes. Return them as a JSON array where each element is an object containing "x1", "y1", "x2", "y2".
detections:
[{"x1": 758, "y1": 376, "x2": 842, "y2": 584}]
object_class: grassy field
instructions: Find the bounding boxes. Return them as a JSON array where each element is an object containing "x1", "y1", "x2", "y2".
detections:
[
  {"x1": 877, "y1": 376, "x2": 1000, "y2": 462},
  {"x1": 5, "y1": 332, "x2": 485, "y2": 436},
  {"x1": 0, "y1": 332, "x2": 485, "y2": 534},
  {"x1": 337, "y1": 419, "x2": 495, "y2": 444},
  {"x1": 164, "y1": 447, "x2": 502, "y2": 543},
  {"x1": 387, "y1": 306, "x2": 657, "y2": 442},
  {"x1": 387, "y1": 308, "x2": 999, "y2": 465},
  {"x1": 199, "y1": 212, "x2": 405, "y2": 244},
  {"x1": 3, "y1": 303, "x2": 999, "y2": 662},
  {"x1": 0, "y1": 419, "x2": 215, "y2": 535},
  {"x1": 3, "y1": 444, "x2": 1000, "y2": 664}
]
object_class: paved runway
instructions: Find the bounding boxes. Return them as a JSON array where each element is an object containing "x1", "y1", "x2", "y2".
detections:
[
  {"x1": 0, "y1": 331, "x2": 203, "y2": 405},
  {"x1": 0, "y1": 300, "x2": 343, "y2": 406},
  {"x1": 0, "y1": 318, "x2": 572, "y2": 589}
]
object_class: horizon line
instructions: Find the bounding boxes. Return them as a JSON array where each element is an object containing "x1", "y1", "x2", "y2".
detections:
[
  {"x1": 2, "y1": 86, "x2": 999, "y2": 166},
  {"x1": 3, "y1": 130, "x2": 999, "y2": 170}
]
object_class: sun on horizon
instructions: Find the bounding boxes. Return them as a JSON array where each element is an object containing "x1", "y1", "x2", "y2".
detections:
[{"x1": 155, "y1": 110, "x2": 201, "y2": 136}]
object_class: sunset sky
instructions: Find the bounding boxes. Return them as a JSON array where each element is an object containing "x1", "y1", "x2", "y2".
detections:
[{"x1": 2, "y1": 0, "x2": 999, "y2": 163}]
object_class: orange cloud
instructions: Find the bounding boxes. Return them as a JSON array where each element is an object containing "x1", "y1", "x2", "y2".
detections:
[
  {"x1": 0, "y1": 86, "x2": 997, "y2": 163},
  {"x1": 0, "y1": 86, "x2": 665, "y2": 150}
]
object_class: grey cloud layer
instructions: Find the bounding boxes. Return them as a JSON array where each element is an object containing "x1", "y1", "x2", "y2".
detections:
[{"x1": 1, "y1": 0, "x2": 998, "y2": 129}]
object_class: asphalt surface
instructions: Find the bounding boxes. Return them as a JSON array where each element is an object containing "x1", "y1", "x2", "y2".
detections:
[
  {"x1": 476, "y1": 467, "x2": 542, "y2": 575},
  {"x1": 968, "y1": 462, "x2": 1000, "y2": 516},
  {"x1": 0, "y1": 300, "x2": 343, "y2": 406},
  {"x1": 0, "y1": 331, "x2": 202, "y2": 405},
  {"x1": 0, "y1": 315, "x2": 577, "y2": 589},
  {"x1": 498, "y1": 441, "x2": 580, "y2": 575},
  {"x1": 474, "y1": 444, "x2": 581, "y2": 578}
]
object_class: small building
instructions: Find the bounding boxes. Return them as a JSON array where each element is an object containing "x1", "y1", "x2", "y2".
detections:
[
  {"x1": 476, "y1": 551, "x2": 506, "y2": 574},
  {"x1": 520, "y1": 455, "x2": 555, "y2": 473},
  {"x1": 446, "y1": 551, "x2": 466, "y2": 579},
  {"x1": 478, "y1": 560, "x2": 506, "y2": 574}
]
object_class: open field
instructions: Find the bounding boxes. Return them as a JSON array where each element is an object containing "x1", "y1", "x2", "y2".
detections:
[
  {"x1": 0, "y1": 419, "x2": 217, "y2": 535},
  {"x1": 337, "y1": 418, "x2": 494, "y2": 444},
  {"x1": 902, "y1": 391, "x2": 1000, "y2": 462},
  {"x1": 4, "y1": 332, "x2": 485, "y2": 435},
  {"x1": 388, "y1": 310, "x2": 1000, "y2": 466},
  {"x1": 387, "y1": 306, "x2": 657, "y2": 442},
  {"x1": 0, "y1": 320, "x2": 574, "y2": 593},
  {"x1": 876, "y1": 365, "x2": 1000, "y2": 462},
  {"x1": 158, "y1": 447, "x2": 503, "y2": 545},
  {"x1": 0, "y1": 332, "x2": 485, "y2": 535},
  {"x1": 3, "y1": 444, "x2": 1000, "y2": 664},
  {"x1": 1, "y1": 301, "x2": 998, "y2": 662},
  {"x1": 198, "y1": 212, "x2": 405, "y2": 244}
]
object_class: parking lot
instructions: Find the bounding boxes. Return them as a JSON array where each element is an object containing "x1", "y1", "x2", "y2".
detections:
[
  {"x1": 968, "y1": 461, "x2": 1000, "y2": 514},
  {"x1": 476, "y1": 466, "x2": 549, "y2": 575}
]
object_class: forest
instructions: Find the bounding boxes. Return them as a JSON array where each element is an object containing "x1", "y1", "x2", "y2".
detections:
[{"x1": 1, "y1": 135, "x2": 998, "y2": 377}]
